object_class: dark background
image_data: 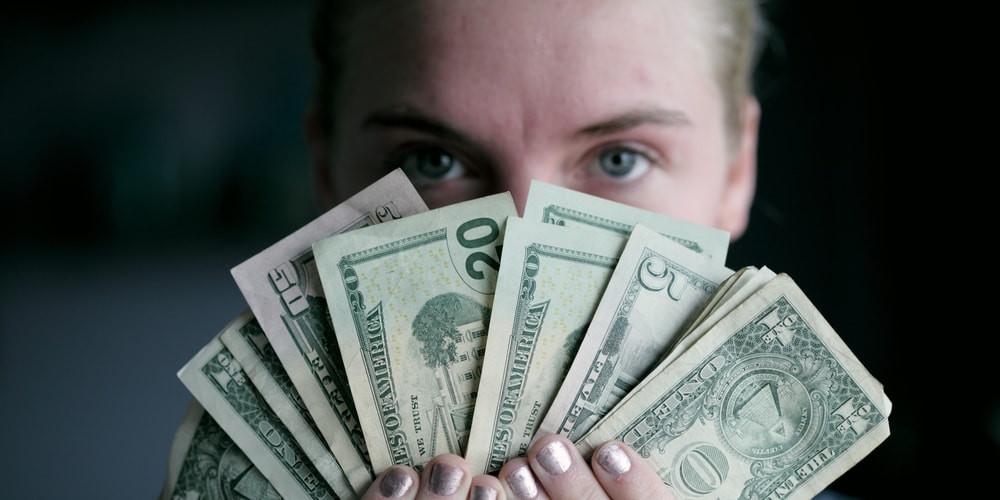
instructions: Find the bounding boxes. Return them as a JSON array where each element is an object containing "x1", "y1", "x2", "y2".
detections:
[{"x1": 0, "y1": 1, "x2": 989, "y2": 498}]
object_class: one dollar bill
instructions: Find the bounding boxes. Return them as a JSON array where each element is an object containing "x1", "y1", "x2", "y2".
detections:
[
  {"x1": 159, "y1": 399, "x2": 282, "y2": 500},
  {"x1": 219, "y1": 309, "x2": 358, "y2": 499},
  {"x1": 178, "y1": 325, "x2": 339, "y2": 499},
  {"x1": 575, "y1": 273, "x2": 891, "y2": 500},
  {"x1": 230, "y1": 169, "x2": 428, "y2": 490}
]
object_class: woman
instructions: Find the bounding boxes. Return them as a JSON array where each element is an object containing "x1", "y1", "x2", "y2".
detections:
[{"x1": 308, "y1": 1, "x2": 764, "y2": 498}]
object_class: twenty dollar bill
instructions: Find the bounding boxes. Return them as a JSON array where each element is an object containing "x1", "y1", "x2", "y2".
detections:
[
  {"x1": 314, "y1": 193, "x2": 517, "y2": 472},
  {"x1": 522, "y1": 180, "x2": 730, "y2": 262},
  {"x1": 464, "y1": 217, "x2": 626, "y2": 474}
]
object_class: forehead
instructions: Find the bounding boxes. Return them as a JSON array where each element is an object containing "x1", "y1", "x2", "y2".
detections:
[
  {"x1": 338, "y1": 0, "x2": 718, "y2": 130},
  {"x1": 355, "y1": 0, "x2": 698, "y2": 44},
  {"x1": 344, "y1": 0, "x2": 711, "y2": 81}
]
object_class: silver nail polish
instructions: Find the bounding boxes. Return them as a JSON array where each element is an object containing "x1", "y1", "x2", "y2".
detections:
[
  {"x1": 536, "y1": 440, "x2": 572, "y2": 475},
  {"x1": 429, "y1": 462, "x2": 463, "y2": 495},
  {"x1": 380, "y1": 467, "x2": 414, "y2": 498},
  {"x1": 597, "y1": 443, "x2": 632, "y2": 477},
  {"x1": 471, "y1": 484, "x2": 499, "y2": 500},
  {"x1": 506, "y1": 465, "x2": 539, "y2": 499}
]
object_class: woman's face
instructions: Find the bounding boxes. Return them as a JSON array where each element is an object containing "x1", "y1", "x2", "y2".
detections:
[{"x1": 318, "y1": 0, "x2": 758, "y2": 238}]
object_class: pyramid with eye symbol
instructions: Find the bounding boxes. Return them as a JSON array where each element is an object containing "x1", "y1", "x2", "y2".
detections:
[{"x1": 736, "y1": 382, "x2": 786, "y2": 438}]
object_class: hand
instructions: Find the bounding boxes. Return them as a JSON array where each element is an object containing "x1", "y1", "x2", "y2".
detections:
[{"x1": 361, "y1": 434, "x2": 676, "y2": 499}]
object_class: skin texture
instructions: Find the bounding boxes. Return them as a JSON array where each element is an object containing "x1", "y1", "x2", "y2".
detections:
[
  {"x1": 361, "y1": 435, "x2": 674, "y2": 500},
  {"x1": 309, "y1": 0, "x2": 760, "y2": 497},
  {"x1": 312, "y1": 0, "x2": 759, "y2": 240}
]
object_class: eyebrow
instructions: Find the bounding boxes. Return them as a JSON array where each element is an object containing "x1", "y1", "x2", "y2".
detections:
[
  {"x1": 362, "y1": 106, "x2": 472, "y2": 144},
  {"x1": 362, "y1": 104, "x2": 691, "y2": 142},
  {"x1": 574, "y1": 107, "x2": 692, "y2": 138}
]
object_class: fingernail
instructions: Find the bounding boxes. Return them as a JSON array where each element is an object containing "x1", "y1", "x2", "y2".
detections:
[
  {"x1": 380, "y1": 467, "x2": 414, "y2": 498},
  {"x1": 596, "y1": 442, "x2": 631, "y2": 477},
  {"x1": 536, "y1": 440, "x2": 572, "y2": 475},
  {"x1": 428, "y1": 462, "x2": 463, "y2": 495},
  {"x1": 471, "y1": 484, "x2": 499, "y2": 500},
  {"x1": 506, "y1": 464, "x2": 539, "y2": 498}
]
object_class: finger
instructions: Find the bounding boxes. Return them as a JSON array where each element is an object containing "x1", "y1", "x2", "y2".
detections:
[
  {"x1": 363, "y1": 465, "x2": 420, "y2": 500},
  {"x1": 589, "y1": 441, "x2": 676, "y2": 500},
  {"x1": 469, "y1": 473, "x2": 506, "y2": 500},
  {"x1": 416, "y1": 454, "x2": 472, "y2": 499},
  {"x1": 525, "y1": 434, "x2": 608, "y2": 500},
  {"x1": 498, "y1": 456, "x2": 550, "y2": 500}
]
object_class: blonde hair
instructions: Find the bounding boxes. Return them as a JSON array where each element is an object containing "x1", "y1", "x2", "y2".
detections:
[
  {"x1": 709, "y1": 0, "x2": 767, "y2": 146},
  {"x1": 310, "y1": 0, "x2": 766, "y2": 145}
]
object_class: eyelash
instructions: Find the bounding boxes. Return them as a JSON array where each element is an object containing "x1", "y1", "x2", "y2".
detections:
[
  {"x1": 584, "y1": 143, "x2": 658, "y2": 182},
  {"x1": 384, "y1": 143, "x2": 471, "y2": 184},
  {"x1": 384, "y1": 140, "x2": 660, "y2": 187}
]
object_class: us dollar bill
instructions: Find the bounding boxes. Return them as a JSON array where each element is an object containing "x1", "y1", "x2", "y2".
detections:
[
  {"x1": 219, "y1": 309, "x2": 359, "y2": 499},
  {"x1": 538, "y1": 224, "x2": 733, "y2": 441},
  {"x1": 159, "y1": 399, "x2": 281, "y2": 500},
  {"x1": 658, "y1": 265, "x2": 777, "y2": 369},
  {"x1": 464, "y1": 217, "x2": 627, "y2": 474},
  {"x1": 522, "y1": 180, "x2": 730, "y2": 262},
  {"x1": 575, "y1": 273, "x2": 891, "y2": 500},
  {"x1": 313, "y1": 193, "x2": 517, "y2": 472},
  {"x1": 230, "y1": 169, "x2": 428, "y2": 489},
  {"x1": 178, "y1": 326, "x2": 339, "y2": 500}
]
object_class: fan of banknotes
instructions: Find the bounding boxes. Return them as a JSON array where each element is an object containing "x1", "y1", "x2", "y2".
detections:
[{"x1": 160, "y1": 169, "x2": 891, "y2": 500}]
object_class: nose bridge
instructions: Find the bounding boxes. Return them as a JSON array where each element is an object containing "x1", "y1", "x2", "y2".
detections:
[
  {"x1": 485, "y1": 100, "x2": 559, "y2": 216},
  {"x1": 494, "y1": 157, "x2": 556, "y2": 216}
]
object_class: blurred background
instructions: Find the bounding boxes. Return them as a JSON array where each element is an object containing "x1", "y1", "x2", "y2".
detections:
[{"x1": 0, "y1": 1, "x2": 989, "y2": 498}]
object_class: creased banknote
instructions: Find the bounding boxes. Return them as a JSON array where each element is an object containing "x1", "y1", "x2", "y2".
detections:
[
  {"x1": 178, "y1": 326, "x2": 339, "y2": 500},
  {"x1": 219, "y1": 309, "x2": 358, "y2": 499},
  {"x1": 160, "y1": 399, "x2": 281, "y2": 500},
  {"x1": 576, "y1": 273, "x2": 891, "y2": 500},
  {"x1": 659, "y1": 265, "x2": 777, "y2": 369},
  {"x1": 230, "y1": 169, "x2": 427, "y2": 489},
  {"x1": 522, "y1": 180, "x2": 730, "y2": 262},
  {"x1": 464, "y1": 217, "x2": 626, "y2": 474},
  {"x1": 313, "y1": 193, "x2": 517, "y2": 472},
  {"x1": 539, "y1": 224, "x2": 733, "y2": 441}
]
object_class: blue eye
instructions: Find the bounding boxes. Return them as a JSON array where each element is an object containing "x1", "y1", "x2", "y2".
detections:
[
  {"x1": 395, "y1": 146, "x2": 466, "y2": 183},
  {"x1": 593, "y1": 146, "x2": 651, "y2": 180}
]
